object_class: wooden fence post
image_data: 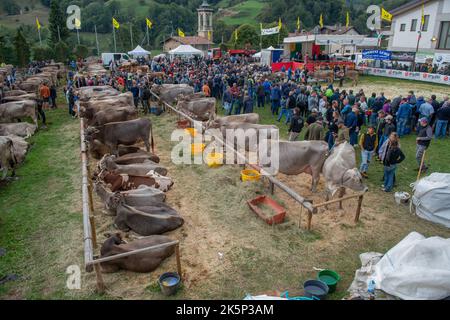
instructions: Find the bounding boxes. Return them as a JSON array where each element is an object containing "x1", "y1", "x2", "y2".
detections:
[
  {"x1": 94, "y1": 263, "x2": 106, "y2": 294},
  {"x1": 354, "y1": 195, "x2": 364, "y2": 223},
  {"x1": 175, "y1": 244, "x2": 182, "y2": 279}
]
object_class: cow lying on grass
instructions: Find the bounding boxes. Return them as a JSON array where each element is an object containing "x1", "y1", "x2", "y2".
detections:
[{"x1": 100, "y1": 233, "x2": 175, "y2": 273}]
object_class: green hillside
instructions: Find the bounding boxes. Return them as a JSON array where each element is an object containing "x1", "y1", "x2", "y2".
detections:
[{"x1": 216, "y1": 0, "x2": 266, "y2": 27}]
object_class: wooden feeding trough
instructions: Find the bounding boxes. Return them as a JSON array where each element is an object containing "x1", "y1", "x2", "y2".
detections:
[
  {"x1": 247, "y1": 195, "x2": 287, "y2": 225},
  {"x1": 177, "y1": 119, "x2": 190, "y2": 129}
]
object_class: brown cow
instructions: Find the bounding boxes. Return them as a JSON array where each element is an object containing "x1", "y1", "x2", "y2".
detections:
[
  {"x1": 115, "y1": 203, "x2": 184, "y2": 236},
  {"x1": 100, "y1": 171, "x2": 157, "y2": 192},
  {"x1": 94, "y1": 182, "x2": 166, "y2": 211},
  {"x1": 0, "y1": 123, "x2": 37, "y2": 138},
  {"x1": 344, "y1": 70, "x2": 360, "y2": 86},
  {"x1": 85, "y1": 118, "x2": 155, "y2": 155},
  {"x1": 100, "y1": 233, "x2": 175, "y2": 273},
  {"x1": 91, "y1": 106, "x2": 137, "y2": 127},
  {"x1": 0, "y1": 100, "x2": 38, "y2": 127},
  {"x1": 310, "y1": 70, "x2": 334, "y2": 84},
  {"x1": 177, "y1": 97, "x2": 216, "y2": 122}
]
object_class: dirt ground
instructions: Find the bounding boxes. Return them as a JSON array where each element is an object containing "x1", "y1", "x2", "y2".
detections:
[{"x1": 85, "y1": 105, "x2": 450, "y2": 300}]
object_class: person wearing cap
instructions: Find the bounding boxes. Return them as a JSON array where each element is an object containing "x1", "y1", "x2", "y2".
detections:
[
  {"x1": 359, "y1": 125, "x2": 378, "y2": 178},
  {"x1": 305, "y1": 116, "x2": 325, "y2": 141},
  {"x1": 416, "y1": 117, "x2": 432, "y2": 173},
  {"x1": 335, "y1": 119, "x2": 349, "y2": 146}
]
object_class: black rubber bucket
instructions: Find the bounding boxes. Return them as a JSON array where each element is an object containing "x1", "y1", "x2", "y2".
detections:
[
  {"x1": 303, "y1": 279, "x2": 329, "y2": 300},
  {"x1": 158, "y1": 272, "x2": 181, "y2": 296}
]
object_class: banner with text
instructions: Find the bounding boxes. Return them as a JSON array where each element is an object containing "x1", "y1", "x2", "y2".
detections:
[
  {"x1": 261, "y1": 27, "x2": 280, "y2": 36},
  {"x1": 359, "y1": 67, "x2": 450, "y2": 85},
  {"x1": 362, "y1": 49, "x2": 392, "y2": 61}
]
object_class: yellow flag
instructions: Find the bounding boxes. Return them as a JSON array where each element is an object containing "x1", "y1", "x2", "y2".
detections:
[
  {"x1": 207, "y1": 30, "x2": 211, "y2": 41},
  {"x1": 112, "y1": 17, "x2": 120, "y2": 29},
  {"x1": 297, "y1": 17, "x2": 300, "y2": 31},
  {"x1": 36, "y1": 17, "x2": 41, "y2": 30},
  {"x1": 178, "y1": 28, "x2": 185, "y2": 37},
  {"x1": 319, "y1": 14, "x2": 324, "y2": 28},
  {"x1": 421, "y1": 4, "x2": 425, "y2": 27},
  {"x1": 278, "y1": 18, "x2": 282, "y2": 30},
  {"x1": 75, "y1": 18, "x2": 81, "y2": 29},
  {"x1": 381, "y1": 8, "x2": 392, "y2": 22},
  {"x1": 346, "y1": 12, "x2": 350, "y2": 27},
  {"x1": 146, "y1": 18, "x2": 153, "y2": 29}
]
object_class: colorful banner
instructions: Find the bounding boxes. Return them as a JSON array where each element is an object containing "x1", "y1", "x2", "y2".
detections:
[
  {"x1": 362, "y1": 49, "x2": 392, "y2": 61},
  {"x1": 359, "y1": 67, "x2": 450, "y2": 86},
  {"x1": 261, "y1": 26, "x2": 280, "y2": 36},
  {"x1": 391, "y1": 51, "x2": 415, "y2": 62},
  {"x1": 434, "y1": 53, "x2": 450, "y2": 65}
]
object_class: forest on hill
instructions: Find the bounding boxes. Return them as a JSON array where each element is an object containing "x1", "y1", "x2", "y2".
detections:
[{"x1": 0, "y1": 0, "x2": 412, "y2": 64}]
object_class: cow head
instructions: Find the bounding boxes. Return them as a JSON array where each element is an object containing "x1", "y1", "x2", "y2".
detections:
[
  {"x1": 206, "y1": 119, "x2": 220, "y2": 129},
  {"x1": 342, "y1": 168, "x2": 368, "y2": 192}
]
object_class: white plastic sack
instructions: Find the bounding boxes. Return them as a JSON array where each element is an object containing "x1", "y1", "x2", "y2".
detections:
[
  {"x1": 373, "y1": 232, "x2": 450, "y2": 300},
  {"x1": 412, "y1": 173, "x2": 450, "y2": 228}
]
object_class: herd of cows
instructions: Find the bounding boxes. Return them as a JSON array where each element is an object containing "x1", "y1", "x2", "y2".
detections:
[
  {"x1": 0, "y1": 63, "x2": 65, "y2": 180},
  {"x1": 0, "y1": 59, "x2": 370, "y2": 278},
  {"x1": 78, "y1": 74, "x2": 184, "y2": 273}
]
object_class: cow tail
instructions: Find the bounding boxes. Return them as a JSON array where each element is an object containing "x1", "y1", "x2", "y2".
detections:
[
  {"x1": 8, "y1": 140, "x2": 18, "y2": 167},
  {"x1": 151, "y1": 125, "x2": 155, "y2": 154}
]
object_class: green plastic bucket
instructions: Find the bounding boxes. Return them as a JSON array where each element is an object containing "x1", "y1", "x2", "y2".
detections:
[{"x1": 317, "y1": 270, "x2": 341, "y2": 293}]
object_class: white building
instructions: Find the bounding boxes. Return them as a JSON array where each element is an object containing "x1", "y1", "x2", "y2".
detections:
[{"x1": 388, "y1": 0, "x2": 450, "y2": 53}]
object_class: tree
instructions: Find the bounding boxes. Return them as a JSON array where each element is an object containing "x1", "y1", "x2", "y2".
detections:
[
  {"x1": 32, "y1": 45, "x2": 53, "y2": 61},
  {"x1": 48, "y1": 0, "x2": 70, "y2": 45},
  {"x1": 229, "y1": 24, "x2": 259, "y2": 49},
  {"x1": 14, "y1": 30, "x2": 31, "y2": 67},
  {"x1": 74, "y1": 44, "x2": 89, "y2": 59},
  {"x1": 0, "y1": 34, "x2": 15, "y2": 64},
  {"x1": 2, "y1": 0, "x2": 21, "y2": 15},
  {"x1": 54, "y1": 41, "x2": 69, "y2": 62}
]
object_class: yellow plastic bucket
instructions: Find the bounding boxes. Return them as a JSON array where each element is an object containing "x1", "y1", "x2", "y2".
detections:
[
  {"x1": 241, "y1": 169, "x2": 261, "y2": 182},
  {"x1": 191, "y1": 143, "x2": 205, "y2": 156},
  {"x1": 206, "y1": 153, "x2": 223, "y2": 168},
  {"x1": 184, "y1": 128, "x2": 198, "y2": 137}
]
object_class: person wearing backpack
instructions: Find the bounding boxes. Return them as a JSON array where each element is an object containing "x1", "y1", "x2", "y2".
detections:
[{"x1": 288, "y1": 108, "x2": 304, "y2": 141}]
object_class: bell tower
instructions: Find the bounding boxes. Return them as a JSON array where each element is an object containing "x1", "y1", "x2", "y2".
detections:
[{"x1": 197, "y1": 0, "x2": 213, "y2": 40}]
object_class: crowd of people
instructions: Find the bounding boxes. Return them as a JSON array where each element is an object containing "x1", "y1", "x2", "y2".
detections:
[{"x1": 42, "y1": 55, "x2": 450, "y2": 193}]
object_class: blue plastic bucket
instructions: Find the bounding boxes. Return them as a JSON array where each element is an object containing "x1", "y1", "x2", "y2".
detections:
[{"x1": 158, "y1": 272, "x2": 181, "y2": 296}]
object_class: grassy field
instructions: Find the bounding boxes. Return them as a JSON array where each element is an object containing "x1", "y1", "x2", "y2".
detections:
[
  {"x1": 0, "y1": 76, "x2": 449, "y2": 300},
  {"x1": 217, "y1": 0, "x2": 266, "y2": 27}
]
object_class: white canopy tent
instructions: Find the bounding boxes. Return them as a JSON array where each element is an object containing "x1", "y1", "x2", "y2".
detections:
[
  {"x1": 127, "y1": 45, "x2": 151, "y2": 57},
  {"x1": 168, "y1": 45, "x2": 203, "y2": 60}
]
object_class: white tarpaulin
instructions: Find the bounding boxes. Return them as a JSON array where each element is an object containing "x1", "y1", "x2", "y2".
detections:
[
  {"x1": 412, "y1": 173, "x2": 450, "y2": 228},
  {"x1": 168, "y1": 45, "x2": 203, "y2": 56},
  {"x1": 127, "y1": 45, "x2": 151, "y2": 57},
  {"x1": 373, "y1": 232, "x2": 450, "y2": 300},
  {"x1": 261, "y1": 26, "x2": 280, "y2": 36},
  {"x1": 284, "y1": 34, "x2": 378, "y2": 47}
]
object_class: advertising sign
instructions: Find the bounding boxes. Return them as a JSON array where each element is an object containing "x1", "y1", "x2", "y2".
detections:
[
  {"x1": 362, "y1": 49, "x2": 392, "y2": 61},
  {"x1": 391, "y1": 51, "x2": 415, "y2": 62},
  {"x1": 360, "y1": 67, "x2": 450, "y2": 85}
]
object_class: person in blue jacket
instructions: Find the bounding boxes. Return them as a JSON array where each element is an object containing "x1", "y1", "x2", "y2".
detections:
[
  {"x1": 396, "y1": 99, "x2": 412, "y2": 137},
  {"x1": 344, "y1": 107, "x2": 358, "y2": 146},
  {"x1": 270, "y1": 83, "x2": 282, "y2": 116}
]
